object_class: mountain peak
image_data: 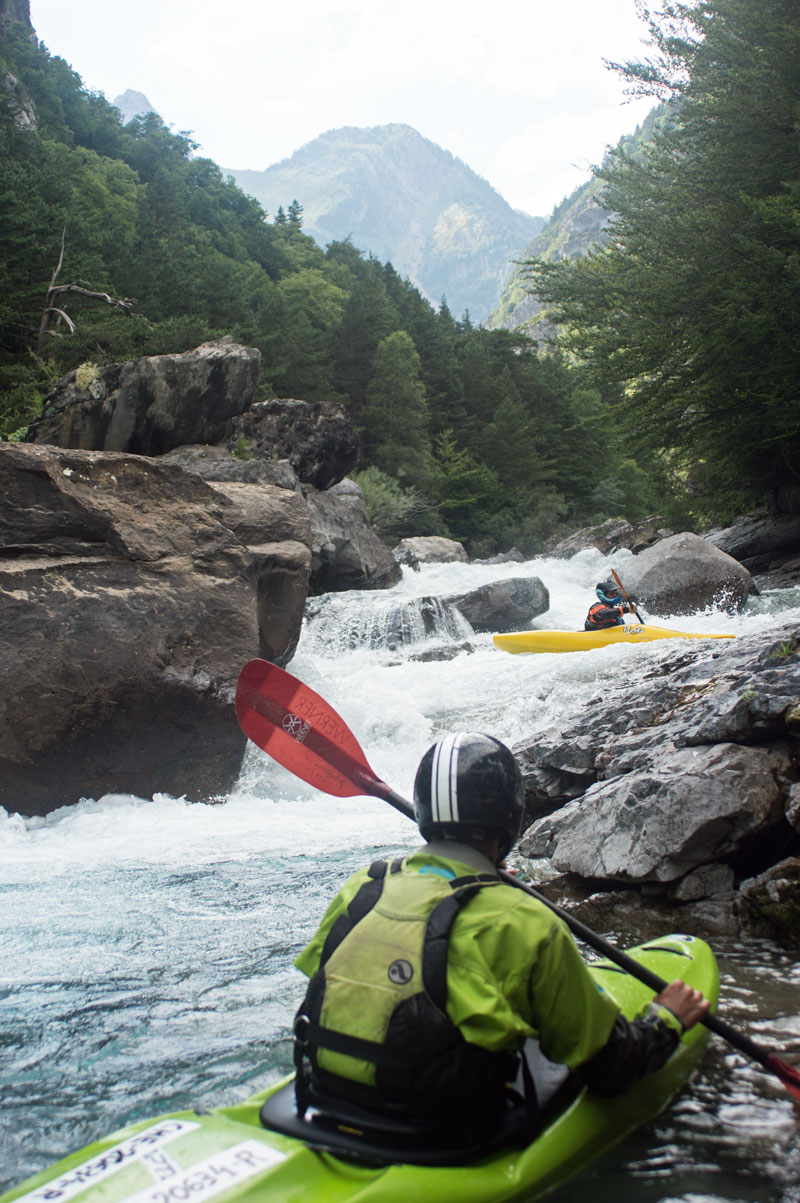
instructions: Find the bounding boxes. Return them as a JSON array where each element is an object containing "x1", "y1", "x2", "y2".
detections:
[
  {"x1": 226, "y1": 124, "x2": 544, "y2": 320},
  {"x1": 112, "y1": 89, "x2": 156, "y2": 124}
]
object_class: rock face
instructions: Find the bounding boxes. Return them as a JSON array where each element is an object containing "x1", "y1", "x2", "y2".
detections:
[
  {"x1": 544, "y1": 517, "x2": 673, "y2": 560},
  {"x1": 515, "y1": 619, "x2": 800, "y2": 939},
  {"x1": 25, "y1": 338, "x2": 261, "y2": 455},
  {"x1": 306, "y1": 479, "x2": 402, "y2": 593},
  {"x1": 0, "y1": 443, "x2": 311, "y2": 814},
  {"x1": 447, "y1": 576, "x2": 550, "y2": 633},
  {"x1": 704, "y1": 510, "x2": 800, "y2": 589},
  {"x1": 616, "y1": 531, "x2": 751, "y2": 614},
  {"x1": 393, "y1": 536, "x2": 468, "y2": 567},
  {"x1": 159, "y1": 444, "x2": 301, "y2": 491},
  {"x1": 229, "y1": 397, "x2": 359, "y2": 491}
]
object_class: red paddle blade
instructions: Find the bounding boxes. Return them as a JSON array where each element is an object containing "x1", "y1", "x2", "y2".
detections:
[
  {"x1": 766, "y1": 1054, "x2": 800, "y2": 1101},
  {"x1": 236, "y1": 659, "x2": 388, "y2": 801}
]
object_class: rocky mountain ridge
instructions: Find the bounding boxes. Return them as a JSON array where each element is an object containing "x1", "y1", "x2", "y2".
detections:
[
  {"x1": 226, "y1": 123, "x2": 545, "y2": 322},
  {"x1": 488, "y1": 106, "x2": 665, "y2": 334}
]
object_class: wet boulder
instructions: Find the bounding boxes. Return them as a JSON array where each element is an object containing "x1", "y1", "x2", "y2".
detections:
[
  {"x1": 25, "y1": 338, "x2": 260, "y2": 455},
  {"x1": 515, "y1": 618, "x2": 800, "y2": 907},
  {"x1": 615, "y1": 531, "x2": 751, "y2": 615},
  {"x1": 447, "y1": 576, "x2": 550, "y2": 633},
  {"x1": 736, "y1": 858, "x2": 800, "y2": 948}
]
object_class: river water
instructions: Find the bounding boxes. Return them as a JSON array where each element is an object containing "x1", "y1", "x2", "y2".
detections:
[{"x1": 1, "y1": 550, "x2": 799, "y2": 1200}]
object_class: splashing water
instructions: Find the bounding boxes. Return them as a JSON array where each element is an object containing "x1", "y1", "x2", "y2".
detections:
[{"x1": 1, "y1": 550, "x2": 799, "y2": 1198}]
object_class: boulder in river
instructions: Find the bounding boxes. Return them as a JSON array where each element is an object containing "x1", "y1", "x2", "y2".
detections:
[
  {"x1": 25, "y1": 338, "x2": 260, "y2": 455},
  {"x1": 0, "y1": 443, "x2": 311, "y2": 815},
  {"x1": 515, "y1": 618, "x2": 800, "y2": 940},
  {"x1": 447, "y1": 576, "x2": 550, "y2": 633},
  {"x1": 614, "y1": 531, "x2": 751, "y2": 615}
]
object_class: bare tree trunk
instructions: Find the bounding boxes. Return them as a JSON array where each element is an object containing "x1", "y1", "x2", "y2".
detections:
[{"x1": 37, "y1": 227, "x2": 135, "y2": 352}]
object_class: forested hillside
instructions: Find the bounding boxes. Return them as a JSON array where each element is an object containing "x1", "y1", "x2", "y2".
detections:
[
  {"x1": 226, "y1": 124, "x2": 544, "y2": 323},
  {"x1": 487, "y1": 108, "x2": 666, "y2": 335},
  {"x1": 0, "y1": 12, "x2": 675, "y2": 555},
  {"x1": 520, "y1": 0, "x2": 800, "y2": 524}
]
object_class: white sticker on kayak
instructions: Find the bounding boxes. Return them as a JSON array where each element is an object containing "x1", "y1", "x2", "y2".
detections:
[
  {"x1": 123, "y1": 1142, "x2": 285, "y2": 1203},
  {"x1": 15, "y1": 1119, "x2": 199, "y2": 1203}
]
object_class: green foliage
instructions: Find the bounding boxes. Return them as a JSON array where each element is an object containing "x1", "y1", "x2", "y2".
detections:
[
  {"x1": 351, "y1": 465, "x2": 441, "y2": 542},
  {"x1": 522, "y1": 0, "x2": 800, "y2": 523},
  {"x1": 0, "y1": 25, "x2": 695, "y2": 549}
]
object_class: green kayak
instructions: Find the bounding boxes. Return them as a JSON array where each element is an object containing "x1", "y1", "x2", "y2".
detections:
[{"x1": 1, "y1": 934, "x2": 718, "y2": 1203}]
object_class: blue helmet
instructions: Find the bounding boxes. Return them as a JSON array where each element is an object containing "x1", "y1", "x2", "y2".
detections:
[{"x1": 596, "y1": 580, "x2": 622, "y2": 605}]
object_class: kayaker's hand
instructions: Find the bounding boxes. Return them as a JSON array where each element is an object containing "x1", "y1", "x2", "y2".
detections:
[{"x1": 655, "y1": 980, "x2": 710, "y2": 1030}]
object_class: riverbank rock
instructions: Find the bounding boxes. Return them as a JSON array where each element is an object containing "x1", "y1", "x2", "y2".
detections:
[
  {"x1": 0, "y1": 443, "x2": 311, "y2": 815},
  {"x1": 228, "y1": 397, "x2": 359, "y2": 491},
  {"x1": 159, "y1": 444, "x2": 301, "y2": 490},
  {"x1": 25, "y1": 338, "x2": 260, "y2": 455},
  {"x1": 393, "y1": 536, "x2": 468, "y2": 567},
  {"x1": 617, "y1": 531, "x2": 751, "y2": 614},
  {"x1": 305, "y1": 479, "x2": 401, "y2": 593},
  {"x1": 447, "y1": 576, "x2": 550, "y2": 633},
  {"x1": 543, "y1": 517, "x2": 673, "y2": 559},
  {"x1": 515, "y1": 618, "x2": 800, "y2": 945},
  {"x1": 735, "y1": 858, "x2": 800, "y2": 947},
  {"x1": 704, "y1": 509, "x2": 800, "y2": 589}
]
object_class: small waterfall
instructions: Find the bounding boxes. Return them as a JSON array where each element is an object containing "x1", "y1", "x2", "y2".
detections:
[{"x1": 302, "y1": 591, "x2": 474, "y2": 653}]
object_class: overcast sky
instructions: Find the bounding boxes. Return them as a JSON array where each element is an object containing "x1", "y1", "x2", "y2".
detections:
[{"x1": 29, "y1": 0, "x2": 657, "y2": 218}]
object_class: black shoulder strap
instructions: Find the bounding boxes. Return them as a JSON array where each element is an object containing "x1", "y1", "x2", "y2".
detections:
[
  {"x1": 319, "y1": 859, "x2": 395, "y2": 966},
  {"x1": 422, "y1": 876, "x2": 502, "y2": 1010}
]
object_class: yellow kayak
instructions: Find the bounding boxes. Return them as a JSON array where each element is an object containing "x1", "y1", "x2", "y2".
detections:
[{"x1": 493, "y1": 623, "x2": 735, "y2": 654}]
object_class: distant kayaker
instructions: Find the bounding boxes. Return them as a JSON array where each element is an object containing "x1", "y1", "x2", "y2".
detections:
[
  {"x1": 585, "y1": 580, "x2": 639, "y2": 630},
  {"x1": 292, "y1": 733, "x2": 708, "y2": 1135}
]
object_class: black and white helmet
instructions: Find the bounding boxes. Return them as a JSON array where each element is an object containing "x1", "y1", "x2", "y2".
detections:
[{"x1": 413, "y1": 732, "x2": 524, "y2": 860}]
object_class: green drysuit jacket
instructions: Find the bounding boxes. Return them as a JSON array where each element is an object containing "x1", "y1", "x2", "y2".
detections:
[{"x1": 295, "y1": 840, "x2": 644, "y2": 1074}]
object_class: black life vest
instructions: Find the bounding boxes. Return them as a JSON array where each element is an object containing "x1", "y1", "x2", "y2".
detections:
[{"x1": 293, "y1": 858, "x2": 521, "y2": 1122}]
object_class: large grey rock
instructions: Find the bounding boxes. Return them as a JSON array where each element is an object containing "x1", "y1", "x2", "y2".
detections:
[
  {"x1": 305, "y1": 478, "x2": 401, "y2": 593},
  {"x1": 704, "y1": 510, "x2": 800, "y2": 588},
  {"x1": 25, "y1": 338, "x2": 260, "y2": 455},
  {"x1": 159, "y1": 444, "x2": 301, "y2": 490},
  {"x1": 229, "y1": 397, "x2": 359, "y2": 490},
  {"x1": 544, "y1": 517, "x2": 672, "y2": 559},
  {"x1": 736, "y1": 858, "x2": 800, "y2": 947},
  {"x1": 447, "y1": 576, "x2": 550, "y2": 633},
  {"x1": 0, "y1": 443, "x2": 311, "y2": 814},
  {"x1": 522, "y1": 742, "x2": 791, "y2": 883},
  {"x1": 615, "y1": 531, "x2": 751, "y2": 614},
  {"x1": 515, "y1": 618, "x2": 800, "y2": 902},
  {"x1": 393, "y1": 536, "x2": 468, "y2": 567}
]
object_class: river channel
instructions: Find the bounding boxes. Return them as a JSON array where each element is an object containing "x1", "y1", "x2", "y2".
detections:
[{"x1": 1, "y1": 549, "x2": 799, "y2": 1199}]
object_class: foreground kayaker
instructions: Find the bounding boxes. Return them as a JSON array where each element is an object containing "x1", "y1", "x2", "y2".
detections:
[
  {"x1": 585, "y1": 580, "x2": 640, "y2": 630},
  {"x1": 292, "y1": 732, "x2": 709, "y2": 1139}
]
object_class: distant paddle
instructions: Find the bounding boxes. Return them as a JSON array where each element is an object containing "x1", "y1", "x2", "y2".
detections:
[
  {"x1": 235, "y1": 658, "x2": 800, "y2": 1102},
  {"x1": 611, "y1": 568, "x2": 644, "y2": 622}
]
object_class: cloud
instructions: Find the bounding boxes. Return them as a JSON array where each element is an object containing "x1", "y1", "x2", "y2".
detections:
[{"x1": 30, "y1": 0, "x2": 656, "y2": 213}]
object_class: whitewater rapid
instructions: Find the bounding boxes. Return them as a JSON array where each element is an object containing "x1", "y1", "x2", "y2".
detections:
[{"x1": 2, "y1": 548, "x2": 799, "y2": 1199}]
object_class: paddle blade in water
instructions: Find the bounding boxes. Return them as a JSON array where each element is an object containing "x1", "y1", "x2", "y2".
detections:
[
  {"x1": 766, "y1": 1054, "x2": 800, "y2": 1101},
  {"x1": 236, "y1": 659, "x2": 388, "y2": 800}
]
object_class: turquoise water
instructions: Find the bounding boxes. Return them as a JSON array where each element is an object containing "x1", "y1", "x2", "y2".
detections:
[{"x1": 2, "y1": 550, "x2": 799, "y2": 1199}]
